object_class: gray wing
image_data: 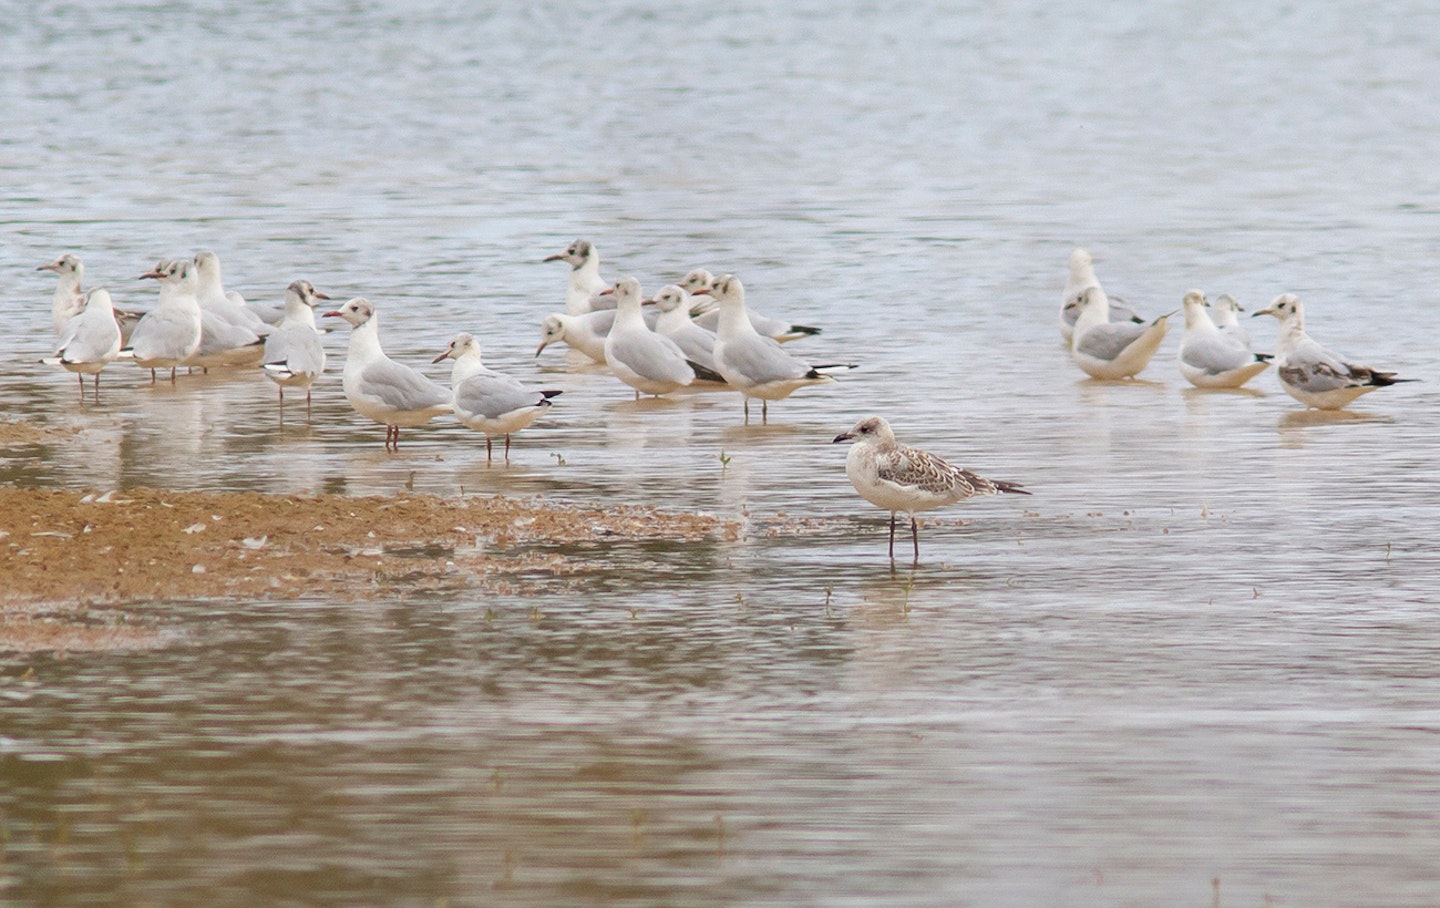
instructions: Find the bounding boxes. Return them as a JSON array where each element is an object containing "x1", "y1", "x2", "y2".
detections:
[
  {"x1": 198, "y1": 314, "x2": 263, "y2": 353},
  {"x1": 1075, "y1": 322, "x2": 1148, "y2": 361},
  {"x1": 1281, "y1": 339, "x2": 1367, "y2": 392},
  {"x1": 455, "y1": 372, "x2": 546, "y2": 419},
  {"x1": 1180, "y1": 333, "x2": 1254, "y2": 374},
  {"x1": 667, "y1": 322, "x2": 718, "y2": 369},
  {"x1": 128, "y1": 308, "x2": 199, "y2": 359},
  {"x1": 57, "y1": 310, "x2": 120, "y2": 362},
  {"x1": 608, "y1": 331, "x2": 694, "y2": 383},
  {"x1": 717, "y1": 332, "x2": 808, "y2": 384},
  {"x1": 359, "y1": 359, "x2": 451, "y2": 410},
  {"x1": 263, "y1": 325, "x2": 324, "y2": 374}
]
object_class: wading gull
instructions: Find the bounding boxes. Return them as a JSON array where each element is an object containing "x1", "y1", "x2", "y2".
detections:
[
  {"x1": 46, "y1": 287, "x2": 123, "y2": 397},
  {"x1": 434, "y1": 332, "x2": 561, "y2": 461},
  {"x1": 325, "y1": 297, "x2": 452, "y2": 451},
  {"x1": 832, "y1": 415, "x2": 1029, "y2": 563},
  {"x1": 1058, "y1": 248, "x2": 1143, "y2": 344},
  {"x1": 1176, "y1": 289, "x2": 1271, "y2": 389},
  {"x1": 261, "y1": 280, "x2": 330, "y2": 417},
  {"x1": 602, "y1": 276, "x2": 718, "y2": 398},
  {"x1": 126, "y1": 259, "x2": 204, "y2": 383},
  {"x1": 1069, "y1": 285, "x2": 1170, "y2": 380},
  {"x1": 682, "y1": 269, "x2": 821, "y2": 343},
  {"x1": 1253, "y1": 293, "x2": 1413, "y2": 410}
]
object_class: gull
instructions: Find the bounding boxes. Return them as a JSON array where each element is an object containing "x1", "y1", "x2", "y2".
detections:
[
  {"x1": 1176, "y1": 289, "x2": 1272, "y2": 389},
  {"x1": 324, "y1": 297, "x2": 452, "y2": 451},
  {"x1": 544, "y1": 239, "x2": 610, "y2": 314},
  {"x1": 1211, "y1": 293, "x2": 1251, "y2": 345},
  {"x1": 1058, "y1": 248, "x2": 1143, "y2": 344},
  {"x1": 126, "y1": 259, "x2": 204, "y2": 383},
  {"x1": 682, "y1": 269, "x2": 821, "y2": 343},
  {"x1": 535, "y1": 310, "x2": 615, "y2": 363},
  {"x1": 433, "y1": 332, "x2": 562, "y2": 461},
  {"x1": 832, "y1": 415, "x2": 1030, "y2": 563},
  {"x1": 1253, "y1": 293, "x2": 1414, "y2": 410},
  {"x1": 650, "y1": 283, "x2": 723, "y2": 373},
  {"x1": 193, "y1": 250, "x2": 271, "y2": 336},
  {"x1": 602, "y1": 276, "x2": 722, "y2": 397},
  {"x1": 46, "y1": 287, "x2": 122, "y2": 397},
  {"x1": 1069, "y1": 285, "x2": 1170, "y2": 380},
  {"x1": 696, "y1": 274, "x2": 853, "y2": 422},
  {"x1": 38, "y1": 253, "x2": 144, "y2": 342},
  {"x1": 261, "y1": 280, "x2": 330, "y2": 417}
]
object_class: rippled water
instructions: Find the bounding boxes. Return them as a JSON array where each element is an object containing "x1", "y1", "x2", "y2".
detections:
[{"x1": 4, "y1": 1, "x2": 1440, "y2": 904}]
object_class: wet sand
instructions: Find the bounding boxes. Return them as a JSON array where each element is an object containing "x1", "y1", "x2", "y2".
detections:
[{"x1": 0, "y1": 468, "x2": 738, "y2": 652}]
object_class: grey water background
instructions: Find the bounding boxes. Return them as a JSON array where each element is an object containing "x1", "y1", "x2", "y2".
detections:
[{"x1": 3, "y1": 1, "x2": 1440, "y2": 904}]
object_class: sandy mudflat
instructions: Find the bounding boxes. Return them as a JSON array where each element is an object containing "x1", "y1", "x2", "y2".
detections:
[{"x1": 0, "y1": 484, "x2": 738, "y2": 652}]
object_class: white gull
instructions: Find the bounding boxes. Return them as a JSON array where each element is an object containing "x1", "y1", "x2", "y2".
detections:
[
  {"x1": 434, "y1": 332, "x2": 561, "y2": 461},
  {"x1": 682, "y1": 269, "x2": 821, "y2": 343},
  {"x1": 1069, "y1": 285, "x2": 1170, "y2": 380},
  {"x1": 126, "y1": 259, "x2": 204, "y2": 383},
  {"x1": 1058, "y1": 248, "x2": 1144, "y2": 344},
  {"x1": 46, "y1": 287, "x2": 123, "y2": 397},
  {"x1": 261, "y1": 280, "x2": 330, "y2": 417},
  {"x1": 324, "y1": 297, "x2": 452, "y2": 451},
  {"x1": 1253, "y1": 293, "x2": 1413, "y2": 410},
  {"x1": 1176, "y1": 289, "x2": 1272, "y2": 389}
]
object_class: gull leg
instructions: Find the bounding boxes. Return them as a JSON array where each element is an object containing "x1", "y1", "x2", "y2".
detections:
[
  {"x1": 149, "y1": 368, "x2": 156, "y2": 384},
  {"x1": 888, "y1": 512, "x2": 896, "y2": 560},
  {"x1": 485, "y1": 436, "x2": 493, "y2": 463},
  {"x1": 169, "y1": 367, "x2": 177, "y2": 383},
  {"x1": 911, "y1": 516, "x2": 920, "y2": 564},
  {"x1": 743, "y1": 397, "x2": 750, "y2": 424},
  {"x1": 762, "y1": 400, "x2": 768, "y2": 424},
  {"x1": 504, "y1": 434, "x2": 512, "y2": 461},
  {"x1": 306, "y1": 388, "x2": 312, "y2": 422},
  {"x1": 278, "y1": 387, "x2": 285, "y2": 426}
]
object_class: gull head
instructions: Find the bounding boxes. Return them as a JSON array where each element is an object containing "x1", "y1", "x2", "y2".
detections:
[
  {"x1": 83, "y1": 287, "x2": 115, "y2": 313},
  {"x1": 1068, "y1": 248, "x2": 1093, "y2": 275},
  {"x1": 37, "y1": 253, "x2": 82, "y2": 276},
  {"x1": 543, "y1": 238, "x2": 594, "y2": 268},
  {"x1": 832, "y1": 415, "x2": 896, "y2": 446},
  {"x1": 1181, "y1": 289, "x2": 1209, "y2": 325},
  {"x1": 434, "y1": 332, "x2": 481, "y2": 363},
  {"x1": 286, "y1": 279, "x2": 329, "y2": 309},
  {"x1": 323, "y1": 297, "x2": 375, "y2": 328},
  {"x1": 1077, "y1": 285, "x2": 1107, "y2": 312},
  {"x1": 192, "y1": 250, "x2": 222, "y2": 281},
  {"x1": 679, "y1": 269, "x2": 715, "y2": 295},
  {"x1": 609, "y1": 275, "x2": 643, "y2": 309},
  {"x1": 536, "y1": 314, "x2": 566, "y2": 356},
  {"x1": 1254, "y1": 293, "x2": 1301, "y2": 323},
  {"x1": 704, "y1": 274, "x2": 743, "y2": 306},
  {"x1": 1213, "y1": 294, "x2": 1243, "y2": 316},
  {"x1": 649, "y1": 285, "x2": 688, "y2": 313},
  {"x1": 138, "y1": 259, "x2": 174, "y2": 280}
]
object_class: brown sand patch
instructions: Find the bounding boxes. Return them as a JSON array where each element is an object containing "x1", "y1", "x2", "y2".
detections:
[
  {"x1": 0, "y1": 420, "x2": 82, "y2": 447},
  {"x1": 0, "y1": 486, "x2": 739, "y2": 652}
]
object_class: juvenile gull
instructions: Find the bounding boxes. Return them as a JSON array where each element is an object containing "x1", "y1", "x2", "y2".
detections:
[
  {"x1": 1176, "y1": 289, "x2": 1271, "y2": 389},
  {"x1": 126, "y1": 259, "x2": 204, "y2": 383},
  {"x1": 682, "y1": 269, "x2": 821, "y2": 343},
  {"x1": 261, "y1": 280, "x2": 330, "y2": 417},
  {"x1": 46, "y1": 287, "x2": 123, "y2": 397},
  {"x1": 544, "y1": 239, "x2": 610, "y2": 315},
  {"x1": 832, "y1": 415, "x2": 1029, "y2": 563},
  {"x1": 1253, "y1": 293, "x2": 1414, "y2": 410},
  {"x1": 324, "y1": 298, "x2": 452, "y2": 451},
  {"x1": 696, "y1": 274, "x2": 853, "y2": 422},
  {"x1": 434, "y1": 332, "x2": 561, "y2": 461},
  {"x1": 1069, "y1": 286, "x2": 1170, "y2": 380},
  {"x1": 1058, "y1": 248, "x2": 1143, "y2": 344}
]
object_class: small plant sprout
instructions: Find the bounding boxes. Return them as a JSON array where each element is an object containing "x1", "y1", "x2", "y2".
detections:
[
  {"x1": 552, "y1": 452, "x2": 566, "y2": 466},
  {"x1": 719, "y1": 449, "x2": 731, "y2": 468}
]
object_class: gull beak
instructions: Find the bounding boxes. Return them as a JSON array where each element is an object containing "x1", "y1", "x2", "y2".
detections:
[
  {"x1": 598, "y1": 287, "x2": 615, "y2": 296},
  {"x1": 641, "y1": 298, "x2": 657, "y2": 307},
  {"x1": 535, "y1": 340, "x2": 549, "y2": 357},
  {"x1": 314, "y1": 290, "x2": 331, "y2": 301},
  {"x1": 431, "y1": 351, "x2": 450, "y2": 364},
  {"x1": 831, "y1": 432, "x2": 854, "y2": 444},
  {"x1": 36, "y1": 262, "x2": 60, "y2": 272},
  {"x1": 1252, "y1": 308, "x2": 1274, "y2": 318},
  {"x1": 542, "y1": 253, "x2": 565, "y2": 262},
  {"x1": 691, "y1": 288, "x2": 712, "y2": 296},
  {"x1": 322, "y1": 309, "x2": 344, "y2": 318},
  {"x1": 137, "y1": 270, "x2": 162, "y2": 280}
]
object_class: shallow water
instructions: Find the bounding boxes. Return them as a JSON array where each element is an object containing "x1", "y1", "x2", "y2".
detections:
[{"x1": 4, "y1": 1, "x2": 1440, "y2": 905}]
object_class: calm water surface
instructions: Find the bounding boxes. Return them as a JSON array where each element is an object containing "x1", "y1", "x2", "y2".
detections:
[{"x1": 3, "y1": 1, "x2": 1440, "y2": 905}]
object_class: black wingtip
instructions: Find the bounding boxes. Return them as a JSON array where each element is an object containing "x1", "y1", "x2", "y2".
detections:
[
  {"x1": 539, "y1": 389, "x2": 564, "y2": 399},
  {"x1": 997, "y1": 480, "x2": 1031, "y2": 496},
  {"x1": 792, "y1": 325, "x2": 822, "y2": 336},
  {"x1": 1255, "y1": 352, "x2": 1274, "y2": 362},
  {"x1": 689, "y1": 362, "x2": 728, "y2": 384}
]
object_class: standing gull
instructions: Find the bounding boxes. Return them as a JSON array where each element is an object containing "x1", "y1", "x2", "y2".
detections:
[
  {"x1": 682, "y1": 269, "x2": 821, "y2": 343},
  {"x1": 544, "y1": 239, "x2": 609, "y2": 315},
  {"x1": 38, "y1": 253, "x2": 143, "y2": 343},
  {"x1": 696, "y1": 274, "x2": 853, "y2": 422},
  {"x1": 535, "y1": 310, "x2": 615, "y2": 364},
  {"x1": 261, "y1": 280, "x2": 330, "y2": 418},
  {"x1": 832, "y1": 416, "x2": 1029, "y2": 563},
  {"x1": 1069, "y1": 286, "x2": 1170, "y2": 380},
  {"x1": 126, "y1": 259, "x2": 204, "y2": 383},
  {"x1": 1176, "y1": 289, "x2": 1272, "y2": 389},
  {"x1": 602, "y1": 276, "x2": 723, "y2": 397},
  {"x1": 650, "y1": 284, "x2": 723, "y2": 374},
  {"x1": 1253, "y1": 293, "x2": 1414, "y2": 410},
  {"x1": 324, "y1": 298, "x2": 452, "y2": 451},
  {"x1": 434, "y1": 333, "x2": 561, "y2": 461},
  {"x1": 46, "y1": 287, "x2": 123, "y2": 398},
  {"x1": 1058, "y1": 248, "x2": 1143, "y2": 344}
]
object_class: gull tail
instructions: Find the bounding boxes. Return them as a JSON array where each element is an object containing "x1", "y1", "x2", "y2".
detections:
[
  {"x1": 1255, "y1": 353, "x2": 1275, "y2": 362},
  {"x1": 808, "y1": 363, "x2": 858, "y2": 378},
  {"x1": 539, "y1": 389, "x2": 564, "y2": 400},
  {"x1": 1368, "y1": 371, "x2": 1417, "y2": 387},
  {"x1": 995, "y1": 479, "x2": 1031, "y2": 496},
  {"x1": 39, "y1": 356, "x2": 63, "y2": 366}
]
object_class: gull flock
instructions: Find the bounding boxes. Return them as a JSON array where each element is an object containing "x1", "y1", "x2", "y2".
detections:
[{"x1": 34, "y1": 243, "x2": 1416, "y2": 561}]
